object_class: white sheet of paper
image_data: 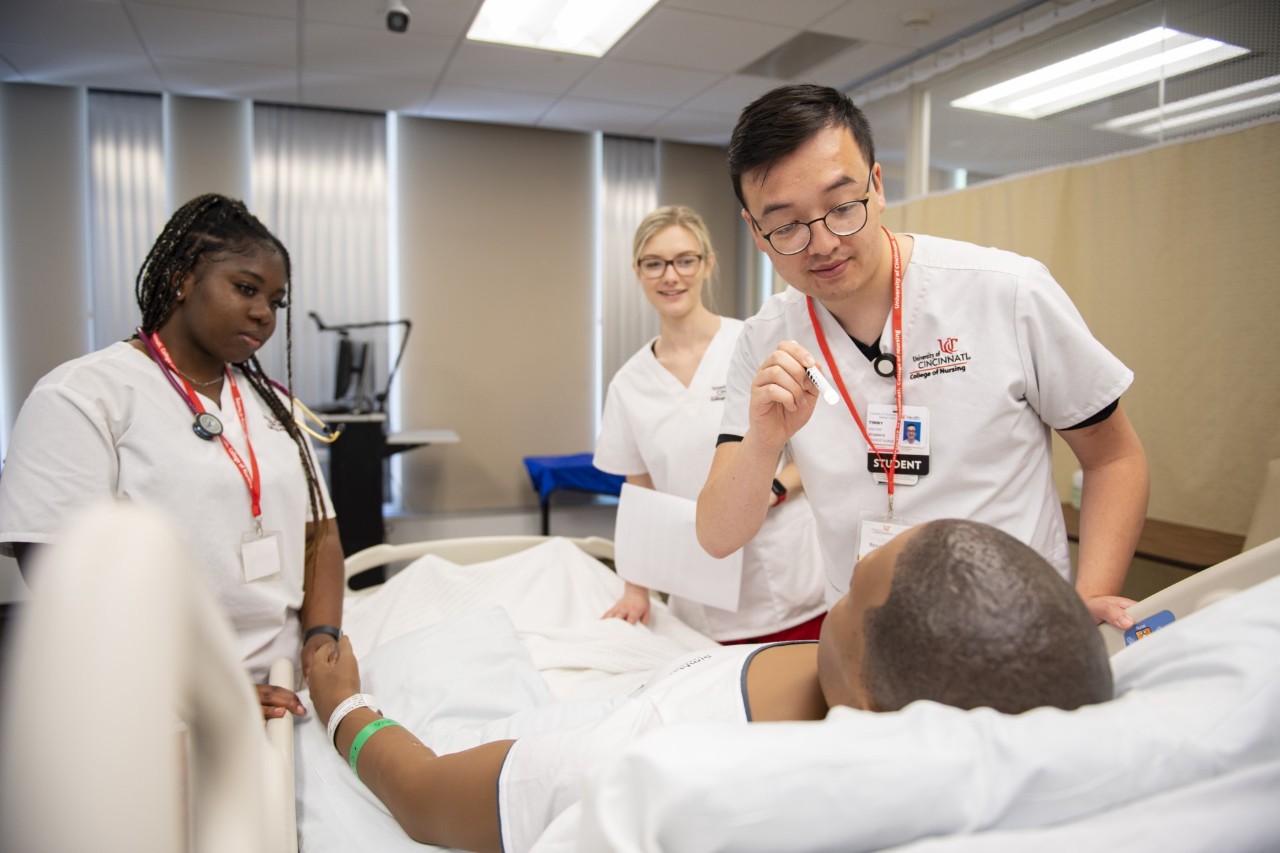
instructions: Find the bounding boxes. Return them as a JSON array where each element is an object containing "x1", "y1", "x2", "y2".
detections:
[{"x1": 614, "y1": 483, "x2": 743, "y2": 612}]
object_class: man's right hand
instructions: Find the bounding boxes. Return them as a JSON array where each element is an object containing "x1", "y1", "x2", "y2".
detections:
[{"x1": 748, "y1": 340, "x2": 824, "y2": 451}]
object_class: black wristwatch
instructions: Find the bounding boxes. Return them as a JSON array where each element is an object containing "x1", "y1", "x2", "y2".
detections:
[
  {"x1": 304, "y1": 624, "x2": 341, "y2": 644},
  {"x1": 771, "y1": 478, "x2": 788, "y2": 504}
]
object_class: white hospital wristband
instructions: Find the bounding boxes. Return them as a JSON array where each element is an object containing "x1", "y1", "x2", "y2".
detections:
[{"x1": 327, "y1": 693, "x2": 381, "y2": 746}]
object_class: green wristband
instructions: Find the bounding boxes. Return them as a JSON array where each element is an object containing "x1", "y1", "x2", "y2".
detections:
[{"x1": 348, "y1": 717, "x2": 401, "y2": 773}]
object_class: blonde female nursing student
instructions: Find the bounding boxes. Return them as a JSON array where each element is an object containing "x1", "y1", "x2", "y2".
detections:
[
  {"x1": 0, "y1": 194, "x2": 345, "y2": 719},
  {"x1": 593, "y1": 205, "x2": 827, "y2": 643}
]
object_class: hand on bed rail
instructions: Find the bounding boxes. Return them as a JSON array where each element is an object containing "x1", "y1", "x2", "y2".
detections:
[
  {"x1": 257, "y1": 683, "x2": 308, "y2": 721},
  {"x1": 1084, "y1": 593, "x2": 1138, "y2": 630}
]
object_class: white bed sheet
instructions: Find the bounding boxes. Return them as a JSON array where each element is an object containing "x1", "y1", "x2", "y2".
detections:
[
  {"x1": 568, "y1": 571, "x2": 1280, "y2": 852},
  {"x1": 294, "y1": 538, "x2": 718, "y2": 853}
]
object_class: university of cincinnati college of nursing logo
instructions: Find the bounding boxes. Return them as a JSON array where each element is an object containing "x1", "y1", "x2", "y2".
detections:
[{"x1": 909, "y1": 336, "x2": 972, "y2": 380}]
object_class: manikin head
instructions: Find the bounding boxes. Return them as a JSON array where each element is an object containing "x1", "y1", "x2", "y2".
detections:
[{"x1": 818, "y1": 519, "x2": 1113, "y2": 714}]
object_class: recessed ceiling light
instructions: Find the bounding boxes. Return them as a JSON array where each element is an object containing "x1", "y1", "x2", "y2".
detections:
[
  {"x1": 1099, "y1": 74, "x2": 1280, "y2": 135},
  {"x1": 467, "y1": 0, "x2": 660, "y2": 57},
  {"x1": 951, "y1": 27, "x2": 1249, "y2": 119}
]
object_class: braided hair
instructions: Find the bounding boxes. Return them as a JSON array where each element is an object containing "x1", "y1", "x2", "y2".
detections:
[{"x1": 136, "y1": 193, "x2": 331, "y2": 568}]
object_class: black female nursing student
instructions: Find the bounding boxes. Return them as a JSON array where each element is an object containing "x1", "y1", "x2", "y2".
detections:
[{"x1": 0, "y1": 193, "x2": 345, "y2": 719}]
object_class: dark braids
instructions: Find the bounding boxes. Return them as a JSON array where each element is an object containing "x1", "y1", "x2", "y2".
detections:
[{"x1": 136, "y1": 193, "x2": 330, "y2": 567}]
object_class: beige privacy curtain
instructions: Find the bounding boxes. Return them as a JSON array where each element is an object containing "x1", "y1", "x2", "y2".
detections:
[{"x1": 882, "y1": 121, "x2": 1280, "y2": 534}]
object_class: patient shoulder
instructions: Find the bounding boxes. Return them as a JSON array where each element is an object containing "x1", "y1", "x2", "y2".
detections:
[{"x1": 745, "y1": 643, "x2": 826, "y2": 723}]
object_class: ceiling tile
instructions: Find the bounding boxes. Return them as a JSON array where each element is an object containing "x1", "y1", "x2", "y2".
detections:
[
  {"x1": 0, "y1": 43, "x2": 163, "y2": 90},
  {"x1": 130, "y1": 3, "x2": 297, "y2": 66},
  {"x1": 143, "y1": 0, "x2": 296, "y2": 17},
  {"x1": 813, "y1": 0, "x2": 1029, "y2": 49},
  {"x1": 443, "y1": 41, "x2": 594, "y2": 95},
  {"x1": 609, "y1": 7, "x2": 799, "y2": 74},
  {"x1": 153, "y1": 56, "x2": 299, "y2": 101},
  {"x1": 416, "y1": 84, "x2": 557, "y2": 124},
  {"x1": 804, "y1": 40, "x2": 914, "y2": 90},
  {"x1": 681, "y1": 74, "x2": 781, "y2": 116},
  {"x1": 303, "y1": 21, "x2": 452, "y2": 79},
  {"x1": 0, "y1": 0, "x2": 141, "y2": 51},
  {"x1": 569, "y1": 59, "x2": 721, "y2": 108},
  {"x1": 538, "y1": 97, "x2": 669, "y2": 136},
  {"x1": 664, "y1": 0, "x2": 848, "y2": 29},
  {"x1": 299, "y1": 71, "x2": 433, "y2": 113},
  {"x1": 645, "y1": 108, "x2": 738, "y2": 145}
]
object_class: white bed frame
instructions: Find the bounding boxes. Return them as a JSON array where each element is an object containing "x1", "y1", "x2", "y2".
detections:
[
  {"x1": 1098, "y1": 535, "x2": 1280, "y2": 655},
  {"x1": 0, "y1": 502, "x2": 296, "y2": 853},
  {"x1": 343, "y1": 534, "x2": 615, "y2": 594}
]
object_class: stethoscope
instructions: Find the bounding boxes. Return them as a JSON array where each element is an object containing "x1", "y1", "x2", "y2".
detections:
[
  {"x1": 135, "y1": 328, "x2": 226, "y2": 440},
  {"x1": 135, "y1": 329, "x2": 343, "y2": 444},
  {"x1": 871, "y1": 351, "x2": 897, "y2": 378}
]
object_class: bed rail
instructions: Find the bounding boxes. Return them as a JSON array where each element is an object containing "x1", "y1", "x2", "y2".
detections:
[
  {"x1": 344, "y1": 534, "x2": 615, "y2": 593},
  {"x1": 1099, "y1": 535, "x2": 1280, "y2": 655},
  {"x1": 0, "y1": 502, "x2": 295, "y2": 853}
]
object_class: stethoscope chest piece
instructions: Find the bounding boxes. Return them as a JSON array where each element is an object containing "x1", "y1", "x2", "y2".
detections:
[
  {"x1": 872, "y1": 352, "x2": 897, "y2": 378},
  {"x1": 193, "y1": 411, "x2": 224, "y2": 441}
]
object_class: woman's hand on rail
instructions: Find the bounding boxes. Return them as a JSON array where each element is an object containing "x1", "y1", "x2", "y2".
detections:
[
  {"x1": 1084, "y1": 593, "x2": 1137, "y2": 630},
  {"x1": 257, "y1": 684, "x2": 307, "y2": 720},
  {"x1": 602, "y1": 581, "x2": 651, "y2": 626},
  {"x1": 306, "y1": 636, "x2": 364, "y2": 726}
]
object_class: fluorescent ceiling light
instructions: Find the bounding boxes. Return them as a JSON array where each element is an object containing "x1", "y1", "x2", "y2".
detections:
[
  {"x1": 1099, "y1": 74, "x2": 1280, "y2": 135},
  {"x1": 467, "y1": 0, "x2": 659, "y2": 57},
  {"x1": 951, "y1": 27, "x2": 1249, "y2": 119}
]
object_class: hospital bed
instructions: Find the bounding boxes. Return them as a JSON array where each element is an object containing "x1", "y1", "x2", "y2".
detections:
[{"x1": 4, "y1": 503, "x2": 1279, "y2": 852}]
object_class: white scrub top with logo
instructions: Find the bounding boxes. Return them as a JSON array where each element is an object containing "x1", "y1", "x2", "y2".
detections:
[
  {"x1": 721, "y1": 235, "x2": 1133, "y2": 602},
  {"x1": 595, "y1": 317, "x2": 827, "y2": 640}
]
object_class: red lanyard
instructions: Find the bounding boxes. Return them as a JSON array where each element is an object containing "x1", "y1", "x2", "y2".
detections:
[
  {"x1": 806, "y1": 226, "x2": 904, "y2": 512},
  {"x1": 148, "y1": 333, "x2": 264, "y2": 527}
]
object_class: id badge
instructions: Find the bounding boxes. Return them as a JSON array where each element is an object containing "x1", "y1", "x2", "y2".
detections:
[
  {"x1": 867, "y1": 404, "x2": 931, "y2": 486},
  {"x1": 242, "y1": 530, "x2": 282, "y2": 581},
  {"x1": 856, "y1": 510, "x2": 924, "y2": 561}
]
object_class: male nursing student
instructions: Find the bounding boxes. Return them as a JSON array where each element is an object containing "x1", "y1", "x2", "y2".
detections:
[{"x1": 696, "y1": 84, "x2": 1150, "y2": 630}]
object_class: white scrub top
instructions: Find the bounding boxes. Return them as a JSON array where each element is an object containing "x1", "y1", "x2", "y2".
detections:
[
  {"x1": 595, "y1": 317, "x2": 827, "y2": 640},
  {"x1": 0, "y1": 341, "x2": 334, "y2": 680},
  {"x1": 721, "y1": 235, "x2": 1133, "y2": 602},
  {"x1": 498, "y1": 641, "x2": 795, "y2": 853}
]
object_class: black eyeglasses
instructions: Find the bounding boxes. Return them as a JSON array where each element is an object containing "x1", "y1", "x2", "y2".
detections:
[
  {"x1": 751, "y1": 172, "x2": 875, "y2": 255},
  {"x1": 637, "y1": 254, "x2": 703, "y2": 279}
]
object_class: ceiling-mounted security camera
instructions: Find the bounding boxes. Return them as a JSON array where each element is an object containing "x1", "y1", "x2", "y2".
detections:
[{"x1": 385, "y1": 1, "x2": 410, "y2": 33}]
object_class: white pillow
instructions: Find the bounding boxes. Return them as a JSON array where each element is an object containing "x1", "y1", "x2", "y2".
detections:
[{"x1": 571, "y1": 574, "x2": 1280, "y2": 853}]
